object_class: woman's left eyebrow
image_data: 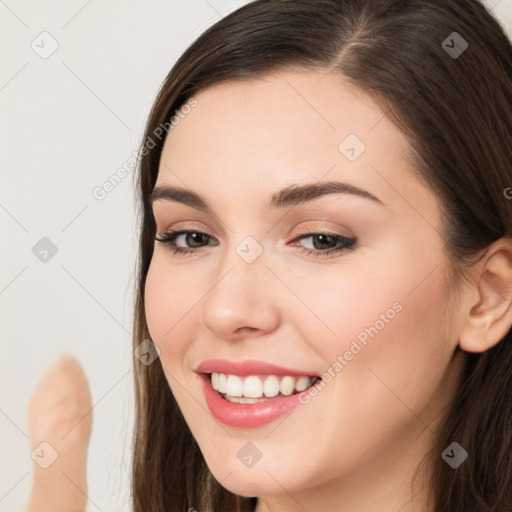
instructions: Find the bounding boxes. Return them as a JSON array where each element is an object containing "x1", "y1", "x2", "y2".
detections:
[{"x1": 150, "y1": 180, "x2": 384, "y2": 212}]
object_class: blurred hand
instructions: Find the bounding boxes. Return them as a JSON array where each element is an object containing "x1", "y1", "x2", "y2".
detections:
[{"x1": 26, "y1": 355, "x2": 92, "y2": 512}]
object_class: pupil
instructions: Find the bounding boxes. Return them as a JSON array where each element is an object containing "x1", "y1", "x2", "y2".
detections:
[
  {"x1": 188, "y1": 232, "x2": 205, "y2": 247},
  {"x1": 313, "y1": 234, "x2": 334, "y2": 250}
]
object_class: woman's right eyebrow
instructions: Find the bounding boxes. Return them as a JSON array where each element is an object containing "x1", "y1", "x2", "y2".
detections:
[{"x1": 150, "y1": 180, "x2": 384, "y2": 213}]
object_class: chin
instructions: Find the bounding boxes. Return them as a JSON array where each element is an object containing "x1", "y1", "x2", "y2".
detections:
[
  {"x1": 214, "y1": 474, "x2": 281, "y2": 498},
  {"x1": 206, "y1": 458, "x2": 303, "y2": 498}
]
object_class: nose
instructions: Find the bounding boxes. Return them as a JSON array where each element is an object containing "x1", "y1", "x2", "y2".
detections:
[{"x1": 201, "y1": 247, "x2": 281, "y2": 341}]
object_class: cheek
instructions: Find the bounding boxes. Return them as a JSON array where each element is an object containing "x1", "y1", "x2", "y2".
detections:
[
  {"x1": 287, "y1": 243, "x2": 453, "y2": 409},
  {"x1": 144, "y1": 261, "x2": 168, "y2": 343},
  {"x1": 276, "y1": 258, "x2": 404, "y2": 364},
  {"x1": 144, "y1": 256, "x2": 196, "y2": 355}
]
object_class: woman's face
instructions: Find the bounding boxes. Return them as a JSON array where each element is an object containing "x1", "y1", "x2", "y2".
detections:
[{"x1": 144, "y1": 69, "x2": 465, "y2": 505}]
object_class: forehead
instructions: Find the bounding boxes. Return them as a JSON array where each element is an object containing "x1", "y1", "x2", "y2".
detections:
[
  {"x1": 162, "y1": 69, "x2": 402, "y2": 164},
  {"x1": 156, "y1": 69, "x2": 436, "y2": 225}
]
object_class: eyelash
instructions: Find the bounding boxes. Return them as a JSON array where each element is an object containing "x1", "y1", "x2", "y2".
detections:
[{"x1": 153, "y1": 229, "x2": 357, "y2": 258}]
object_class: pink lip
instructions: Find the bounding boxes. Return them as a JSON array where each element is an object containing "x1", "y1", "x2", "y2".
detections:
[
  {"x1": 195, "y1": 358, "x2": 319, "y2": 377},
  {"x1": 198, "y1": 373, "x2": 308, "y2": 428}
]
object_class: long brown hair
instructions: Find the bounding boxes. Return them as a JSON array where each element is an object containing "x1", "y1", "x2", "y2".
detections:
[{"x1": 131, "y1": 1, "x2": 512, "y2": 510}]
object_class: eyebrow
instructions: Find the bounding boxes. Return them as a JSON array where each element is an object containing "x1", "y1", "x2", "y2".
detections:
[{"x1": 150, "y1": 180, "x2": 384, "y2": 213}]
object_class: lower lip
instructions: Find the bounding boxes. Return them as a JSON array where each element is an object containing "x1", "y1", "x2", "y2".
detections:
[{"x1": 199, "y1": 373, "x2": 305, "y2": 428}]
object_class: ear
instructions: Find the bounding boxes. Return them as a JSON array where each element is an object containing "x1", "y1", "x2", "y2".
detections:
[{"x1": 459, "y1": 237, "x2": 512, "y2": 353}]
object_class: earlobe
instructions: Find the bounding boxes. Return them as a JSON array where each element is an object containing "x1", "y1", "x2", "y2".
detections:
[{"x1": 458, "y1": 239, "x2": 512, "y2": 354}]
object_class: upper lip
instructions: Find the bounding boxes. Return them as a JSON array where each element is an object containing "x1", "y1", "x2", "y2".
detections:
[{"x1": 195, "y1": 358, "x2": 320, "y2": 377}]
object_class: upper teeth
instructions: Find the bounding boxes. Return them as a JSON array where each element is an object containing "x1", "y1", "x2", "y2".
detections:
[{"x1": 210, "y1": 372, "x2": 317, "y2": 398}]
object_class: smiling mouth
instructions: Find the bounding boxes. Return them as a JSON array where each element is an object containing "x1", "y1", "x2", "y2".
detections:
[{"x1": 207, "y1": 372, "x2": 321, "y2": 403}]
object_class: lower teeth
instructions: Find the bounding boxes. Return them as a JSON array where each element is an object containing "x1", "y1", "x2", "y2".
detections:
[
  {"x1": 222, "y1": 394, "x2": 273, "y2": 404},
  {"x1": 221, "y1": 392, "x2": 300, "y2": 403}
]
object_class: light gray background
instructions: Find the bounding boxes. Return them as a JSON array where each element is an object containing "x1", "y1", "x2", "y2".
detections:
[{"x1": 1, "y1": 1, "x2": 510, "y2": 510}]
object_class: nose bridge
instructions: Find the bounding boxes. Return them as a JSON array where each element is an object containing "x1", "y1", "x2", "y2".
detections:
[
  {"x1": 214, "y1": 233, "x2": 269, "y2": 292},
  {"x1": 201, "y1": 235, "x2": 280, "y2": 338}
]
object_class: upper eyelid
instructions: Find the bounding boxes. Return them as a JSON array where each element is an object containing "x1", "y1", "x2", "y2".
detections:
[
  {"x1": 155, "y1": 218, "x2": 353, "y2": 235},
  {"x1": 156, "y1": 226, "x2": 351, "y2": 236}
]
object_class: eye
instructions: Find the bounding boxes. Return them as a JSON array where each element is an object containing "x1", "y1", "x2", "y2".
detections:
[
  {"x1": 291, "y1": 232, "x2": 357, "y2": 258},
  {"x1": 153, "y1": 230, "x2": 217, "y2": 255},
  {"x1": 153, "y1": 229, "x2": 357, "y2": 258}
]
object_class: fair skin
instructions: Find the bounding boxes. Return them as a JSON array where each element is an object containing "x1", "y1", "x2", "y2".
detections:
[
  {"x1": 27, "y1": 69, "x2": 512, "y2": 512},
  {"x1": 145, "y1": 68, "x2": 512, "y2": 512},
  {"x1": 26, "y1": 356, "x2": 92, "y2": 512}
]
